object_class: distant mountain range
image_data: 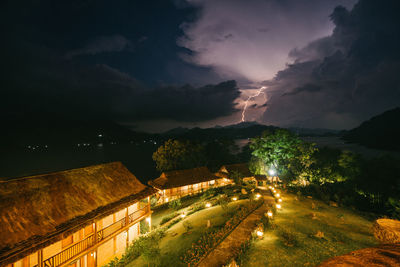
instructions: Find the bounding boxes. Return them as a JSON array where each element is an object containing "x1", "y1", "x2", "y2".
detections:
[{"x1": 343, "y1": 107, "x2": 400, "y2": 151}]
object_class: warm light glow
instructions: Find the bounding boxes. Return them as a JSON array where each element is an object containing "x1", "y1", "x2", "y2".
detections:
[
  {"x1": 180, "y1": 214, "x2": 186, "y2": 218},
  {"x1": 267, "y1": 211, "x2": 273, "y2": 217},
  {"x1": 278, "y1": 198, "x2": 282, "y2": 203},
  {"x1": 232, "y1": 197, "x2": 238, "y2": 201},
  {"x1": 268, "y1": 169, "x2": 276, "y2": 176},
  {"x1": 268, "y1": 186, "x2": 272, "y2": 189},
  {"x1": 273, "y1": 189, "x2": 276, "y2": 193},
  {"x1": 275, "y1": 193, "x2": 280, "y2": 198},
  {"x1": 276, "y1": 204, "x2": 281, "y2": 209},
  {"x1": 210, "y1": 180, "x2": 215, "y2": 185},
  {"x1": 205, "y1": 203, "x2": 212, "y2": 208},
  {"x1": 256, "y1": 230, "x2": 264, "y2": 237},
  {"x1": 146, "y1": 217, "x2": 151, "y2": 223},
  {"x1": 256, "y1": 193, "x2": 261, "y2": 198}
]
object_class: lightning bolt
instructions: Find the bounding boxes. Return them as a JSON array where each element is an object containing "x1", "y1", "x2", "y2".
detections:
[{"x1": 241, "y1": 86, "x2": 267, "y2": 122}]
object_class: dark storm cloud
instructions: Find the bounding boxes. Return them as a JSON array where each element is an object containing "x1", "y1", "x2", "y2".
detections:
[
  {"x1": 281, "y1": 83, "x2": 322, "y2": 97},
  {"x1": 262, "y1": 0, "x2": 400, "y2": 129},
  {"x1": 66, "y1": 35, "x2": 133, "y2": 58},
  {"x1": 0, "y1": 0, "x2": 239, "y2": 126}
]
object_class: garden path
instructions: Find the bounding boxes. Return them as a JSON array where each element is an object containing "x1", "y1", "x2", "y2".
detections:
[{"x1": 198, "y1": 189, "x2": 274, "y2": 267}]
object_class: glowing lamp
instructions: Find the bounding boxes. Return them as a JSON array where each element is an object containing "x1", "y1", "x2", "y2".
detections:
[
  {"x1": 276, "y1": 204, "x2": 281, "y2": 209},
  {"x1": 180, "y1": 214, "x2": 186, "y2": 218},
  {"x1": 275, "y1": 193, "x2": 280, "y2": 198},
  {"x1": 165, "y1": 197, "x2": 169, "y2": 202},
  {"x1": 278, "y1": 198, "x2": 282, "y2": 203},
  {"x1": 268, "y1": 169, "x2": 276, "y2": 176},
  {"x1": 232, "y1": 197, "x2": 238, "y2": 201},
  {"x1": 256, "y1": 230, "x2": 264, "y2": 237},
  {"x1": 205, "y1": 203, "x2": 212, "y2": 208},
  {"x1": 267, "y1": 211, "x2": 273, "y2": 217},
  {"x1": 256, "y1": 193, "x2": 261, "y2": 198}
]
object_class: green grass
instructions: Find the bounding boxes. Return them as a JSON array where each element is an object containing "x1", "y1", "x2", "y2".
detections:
[
  {"x1": 240, "y1": 193, "x2": 378, "y2": 267},
  {"x1": 151, "y1": 195, "x2": 202, "y2": 227},
  {"x1": 127, "y1": 200, "x2": 248, "y2": 267}
]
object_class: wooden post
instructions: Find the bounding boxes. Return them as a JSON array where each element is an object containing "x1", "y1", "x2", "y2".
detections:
[
  {"x1": 38, "y1": 249, "x2": 43, "y2": 267},
  {"x1": 94, "y1": 221, "x2": 97, "y2": 244},
  {"x1": 125, "y1": 208, "x2": 129, "y2": 247}
]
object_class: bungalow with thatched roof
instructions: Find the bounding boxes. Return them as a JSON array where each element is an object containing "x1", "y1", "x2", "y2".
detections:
[
  {"x1": 216, "y1": 163, "x2": 253, "y2": 180},
  {"x1": 148, "y1": 167, "x2": 231, "y2": 204},
  {"x1": 0, "y1": 162, "x2": 156, "y2": 267}
]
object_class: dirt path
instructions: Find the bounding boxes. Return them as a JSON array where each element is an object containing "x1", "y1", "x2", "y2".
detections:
[{"x1": 198, "y1": 190, "x2": 274, "y2": 267}]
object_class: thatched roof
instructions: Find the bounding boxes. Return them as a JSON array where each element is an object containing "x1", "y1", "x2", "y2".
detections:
[
  {"x1": 218, "y1": 163, "x2": 252, "y2": 178},
  {"x1": 148, "y1": 167, "x2": 218, "y2": 189},
  {"x1": 0, "y1": 162, "x2": 156, "y2": 266}
]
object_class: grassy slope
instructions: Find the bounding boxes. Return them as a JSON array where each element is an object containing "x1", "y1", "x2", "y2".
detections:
[
  {"x1": 241, "y1": 193, "x2": 378, "y2": 267},
  {"x1": 127, "y1": 200, "x2": 249, "y2": 267}
]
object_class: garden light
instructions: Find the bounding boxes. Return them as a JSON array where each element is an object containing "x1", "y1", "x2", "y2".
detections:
[
  {"x1": 275, "y1": 193, "x2": 280, "y2": 198},
  {"x1": 268, "y1": 169, "x2": 276, "y2": 176},
  {"x1": 278, "y1": 198, "x2": 282, "y2": 203},
  {"x1": 205, "y1": 203, "x2": 212, "y2": 208},
  {"x1": 267, "y1": 211, "x2": 273, "y2": 217},
  {"x1": 232, "y1": 197, "x2": 238, "y2": 201},
  {"x1": 256, "y1": 193, "x2": 261, "y2": 198},
  {"x1": 256, "y1": 230, "x2": 264, "y2": 237},
  {"x1": 276, "y1": 204, "x2": 281, "y2": 209},
  {"x1": 165, "y1": 197, "x2": 169, "y2": 202},
  {"x1": 180, "y1": 214, "x2": 186, "y2": 218}
]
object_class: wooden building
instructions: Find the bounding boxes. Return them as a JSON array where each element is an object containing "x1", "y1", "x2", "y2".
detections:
[
  {"x1": 216, "y1": 163, "x2": 253, "y2": 181},
  {"x1": 0, "y1": 162, "x2": 156, "y2": 267},
  {"x1": 148, "y1": 167, "x2": 231, "y2": 204}
]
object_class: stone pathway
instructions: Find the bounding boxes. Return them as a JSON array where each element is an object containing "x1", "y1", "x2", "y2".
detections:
[{"x1": 198, "y1": 190, "x2": 275, "y2": 267}]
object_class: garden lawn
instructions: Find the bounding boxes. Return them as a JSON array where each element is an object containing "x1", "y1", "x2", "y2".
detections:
[
  {"x1": 240, "y1": 193, "x2": 378, "y2": 267},
  {"x1": 127, "y1": 199, "x2": 249, "y2": 267},
  {"x1": 150, "y1": 195, "x2": 202, "y2": 228}
]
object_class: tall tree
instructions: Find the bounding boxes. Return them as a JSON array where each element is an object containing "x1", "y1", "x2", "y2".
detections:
[
  {"x1": 249, "y1": 129, "x2": 317, "y2": 184},
  {"x1": 152, "y1": 139, "x2": 206, "y2": 172}
]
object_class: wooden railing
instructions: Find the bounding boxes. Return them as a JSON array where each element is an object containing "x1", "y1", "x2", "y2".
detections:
[
  {"x1": 41, "y1": 204, "x2": 150, "y2": 267},
  {"x1": 43, "y1": 234, "x2": 95, "y2": 267}
]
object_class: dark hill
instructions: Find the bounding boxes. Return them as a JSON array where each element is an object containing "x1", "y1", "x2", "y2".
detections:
[{"x1": 342, "y1": 107, "x2": 400, "y2": 151}]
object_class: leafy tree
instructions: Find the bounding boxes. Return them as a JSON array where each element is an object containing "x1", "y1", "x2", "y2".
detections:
[
  {"x1": 230, "y1": 170, "x2": 243, "y2": 186},
  {"x1": 249, "y1": 129, "x2": 317, "y2": 184},
  {"x1": 168, "y1": 199, "x2": 182, "y2": 210},
  {"x1": 152, "y1": 139, "x2": 206, "y2": 172}
]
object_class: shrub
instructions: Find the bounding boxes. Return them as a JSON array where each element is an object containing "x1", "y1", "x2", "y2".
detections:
[
  {"x1": 386, "y1": 197, "x2": 400, "y2": 220},
  {"x1": 217, "y1": 195, "x2": 230, "y2": 210},
  {"x1": 150, "y1": 195, "x2": 158, "y2": 207},
  {"x1": 169, "y1": 199, "x2": 182, "y2": 210},
  {"x1": 160, "y1": 212, "x2": 178, "y2": 225},
  {"x1": 140, "y1": 219, "x2": 150, "y2": 234},
  {"x1": 166, "y1": 217, "x2": 182, "y2": 229}
]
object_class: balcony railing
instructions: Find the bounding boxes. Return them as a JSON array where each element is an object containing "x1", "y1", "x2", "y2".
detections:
[
  {"x1": 43, "y1": 234, "x2": 95, "y2": 267},
  {"x1": 41, "y1": 204, "x2": 150, "y2": 267}
]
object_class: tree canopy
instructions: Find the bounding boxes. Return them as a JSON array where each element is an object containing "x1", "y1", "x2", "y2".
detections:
[{"x1": 152, "y1": 139, "x2": 206, "y2": 172}]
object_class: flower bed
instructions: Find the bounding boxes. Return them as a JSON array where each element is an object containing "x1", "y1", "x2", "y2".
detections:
[{"x1": 181, "y1": 200, "x2": 263, "y2": 265}]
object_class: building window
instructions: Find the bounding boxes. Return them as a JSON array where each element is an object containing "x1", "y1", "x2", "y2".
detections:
[
  {"x1": 62, "y1": 235, "x2": 73, "y2": 248},
  {"x1": 84, "y1": 224, "x2": 94, "y2": 237}
]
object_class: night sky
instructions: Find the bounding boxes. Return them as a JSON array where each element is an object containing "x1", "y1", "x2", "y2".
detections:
[{"x1": 1, "y1": 0, "x2": 399, "y2": 132}]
